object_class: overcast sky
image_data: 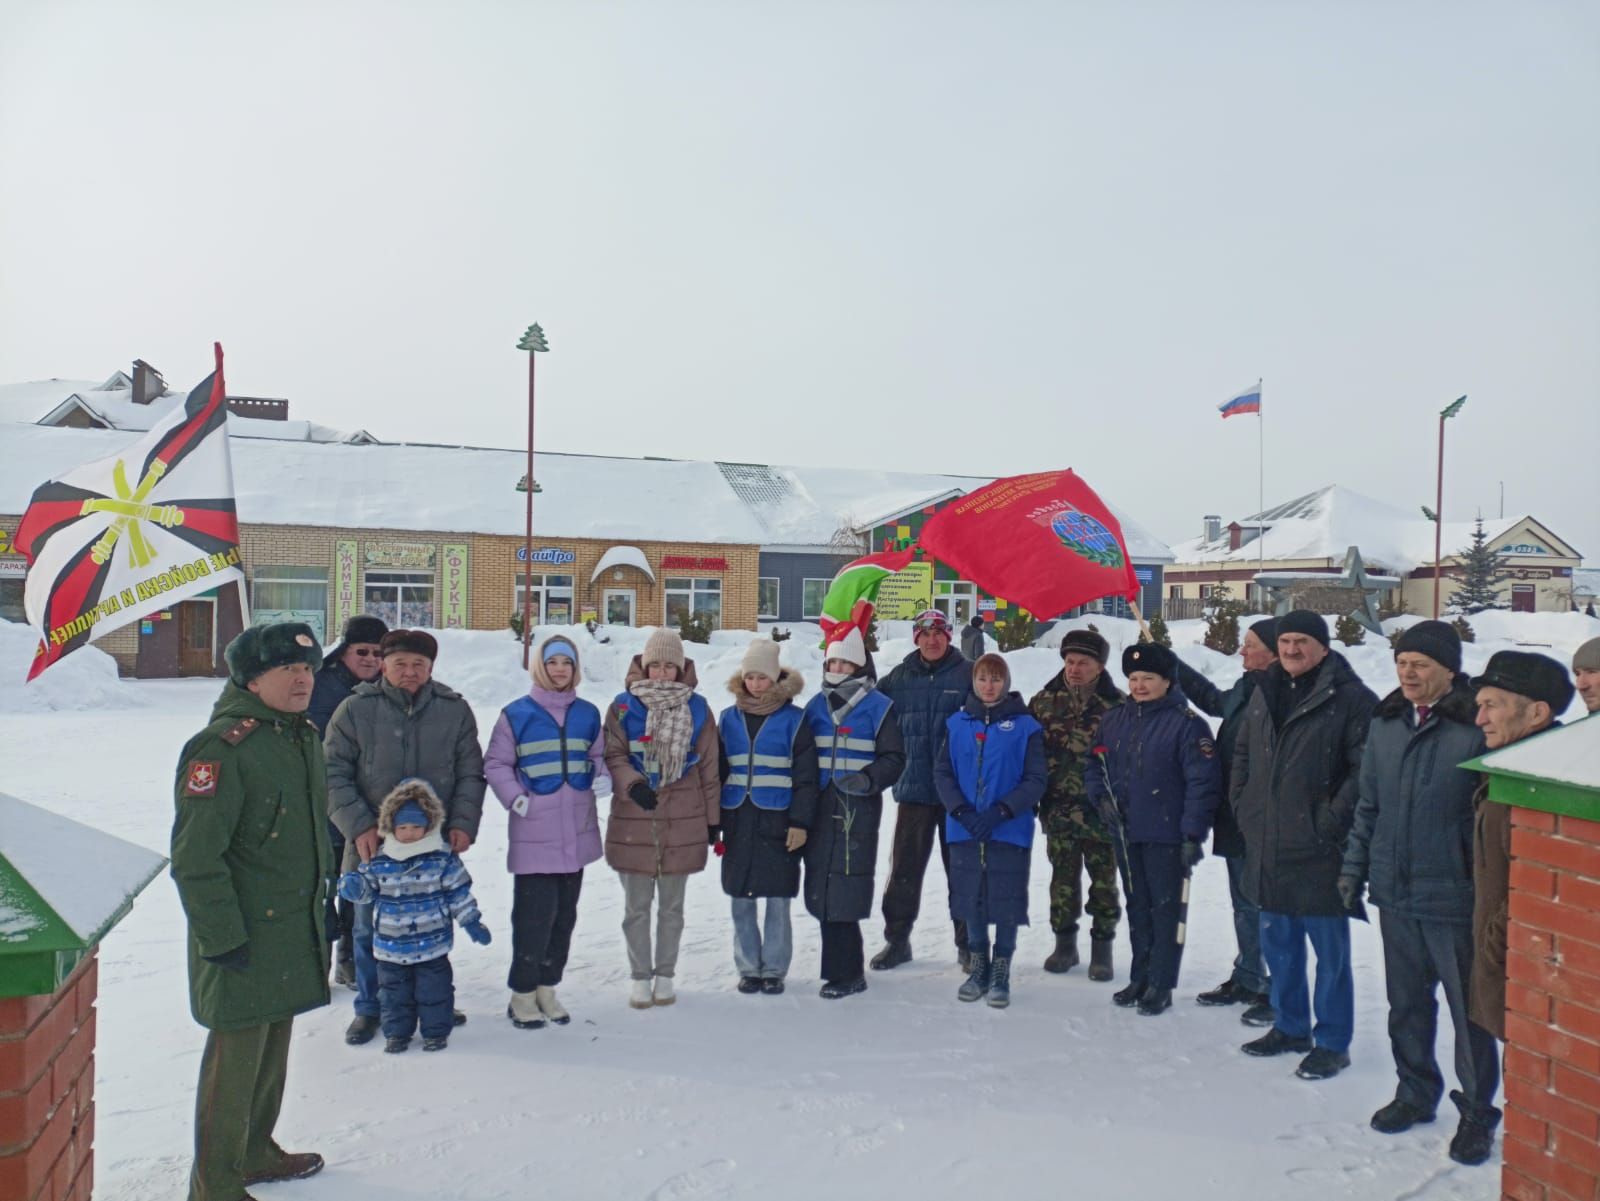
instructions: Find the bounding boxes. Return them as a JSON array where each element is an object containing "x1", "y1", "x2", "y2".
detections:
[{"x1": 2, "y1": 1, "x2": 1595, "y2": 558}]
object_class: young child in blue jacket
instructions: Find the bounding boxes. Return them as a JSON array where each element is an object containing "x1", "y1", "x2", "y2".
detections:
[
  {"x1": 1085, "y1": 642, "x2": 1221, "y2": 1017},
  {"x1": 339, "y1": 778, "x2": 491, "y2": 1052},
  {"x1": 934, "y1": 653, "x2": 1047, "y2": 1009}
]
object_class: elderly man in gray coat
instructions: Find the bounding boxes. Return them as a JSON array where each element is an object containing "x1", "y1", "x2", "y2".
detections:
[
  {"x1": 324, "y1": 628, "x2": 486, "y2": 1045},
  {"x1": 1339, "y1": 621, "x2": 1500, "y2": 1167}
]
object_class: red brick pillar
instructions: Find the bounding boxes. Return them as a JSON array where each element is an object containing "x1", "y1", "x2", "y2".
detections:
[
  {"x1": 0, "y1": 953, "x2": 97, "y2": 1201},
  {"x1": 1502, "y1": 808, "x2": 1600, "y2": 1201}
]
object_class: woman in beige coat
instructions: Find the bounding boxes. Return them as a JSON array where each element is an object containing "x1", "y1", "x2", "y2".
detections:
[{"x1": 603, "y1": 629, "x2": 721, "y2": 1008}]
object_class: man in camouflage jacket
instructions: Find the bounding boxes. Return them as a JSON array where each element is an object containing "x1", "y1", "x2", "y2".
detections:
[{"x1": 1028, "y1": 629, "x2": 1125, "y2": 980}]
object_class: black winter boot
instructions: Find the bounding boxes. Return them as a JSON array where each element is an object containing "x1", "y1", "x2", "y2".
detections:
[
  {"x1": 345, "y1": 1014, "x2": 380, "y2": 1046},
  {"x1": 1088, "y1": 937, "x2": 1114, "y2": 982},
  {"x1": 870, "y1": 940, "x2": 912, "y2": 971},
  {"x1": 987, "y1": 957, "x2": 1012, "y2": 1009},
  {"x1": 958, "y1": 951, "x2": 992, "y2": 1002},
  {"x1": 1043, "y1": 931, "x2": 1079, "y2": 974},
  {"x1": 1112, "y1": 980, "x2": 1144, "y2": 1008},
  {"x1": 1447, "y1": 1090, "x2": 1499, "y2": 1166},
  {"x1": 1137, "y1": 986, "x2": 1173, "y2": 1016}
]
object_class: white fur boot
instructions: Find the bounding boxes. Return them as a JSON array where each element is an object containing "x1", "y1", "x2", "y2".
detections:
[
  {"x1": 535, "y1": 985, "x2": 570, "y2": 1025},
  {"x1": 507, "y1": 990, "x2": 545, "y2": 1030},
  {"x1": 629, "y1": 979, "x2": 654, "y2": 1009},
  {"x1": 653, "y1": 977, "x2": 676, "y2": 1007}
]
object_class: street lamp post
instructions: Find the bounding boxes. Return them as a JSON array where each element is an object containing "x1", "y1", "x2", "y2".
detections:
[
  {"x1": 517, "y1": 323, "x2": 550, "y2": 669},
  {"x1": 1432, "y1": 395, "x2": 1467, "y2": 619}
]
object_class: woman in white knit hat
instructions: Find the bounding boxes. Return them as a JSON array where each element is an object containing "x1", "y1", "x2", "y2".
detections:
[
  {"x1": 602, "y1": 628, "x2": 722, "y2": 1008},
  {"x1": 716, "y1": 639, "x2": 819, "y2": 995},
  {"x1": 800, "y1": 626, "x2": 906, "y2": 998}
]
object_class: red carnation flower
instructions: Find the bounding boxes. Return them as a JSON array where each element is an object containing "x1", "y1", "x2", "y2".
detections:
[{"x1": 1092, "y1": 745, "x2": 1108, "y2": 756}]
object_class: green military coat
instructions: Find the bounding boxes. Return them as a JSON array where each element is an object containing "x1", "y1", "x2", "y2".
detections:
[
  {"x1": 1028, "y1": 671, "x2": 1126, "y2": 838},
  {"x1": 170, "y1": 683, "x2": 333, "y2": 1030}
]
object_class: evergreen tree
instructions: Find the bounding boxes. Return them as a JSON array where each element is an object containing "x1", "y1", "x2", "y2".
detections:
[
  {"x1": 1449, "y1": 517, "x2": 1510, "y2": 614},
  {"x1": 1146, "y1": 613, "x2": 1173, "y2": 648},
  {"x1": 1453, "y1": 616, "x2": 1476, "y2": 644},
  {"x1": 1335, "y1": 613, "x2": 1366, "y2": 647},
  {"x1": 994, "y1": 609, "x2": 1037, "y2": 652},
  {"x1": 1202, "y1": 582, "x2": 1247, "y2": 655}
]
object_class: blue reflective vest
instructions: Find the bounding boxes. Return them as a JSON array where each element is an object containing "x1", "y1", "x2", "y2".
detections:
[
  {"x1": 504, "y1": 695, "x2": 601, "y2": 794},
  {"x1": 804, "y1": 689, "x2": 893, "y2": 787},
  {"x1": 718, "y1": 704, "x2": 804, "y2": 811},
  {"x1": 613, "y1": 691, "x2": 711, "y2": 785},
  {"x1": 944, "y1": 707, "x2": 1042, "y2": 850}
]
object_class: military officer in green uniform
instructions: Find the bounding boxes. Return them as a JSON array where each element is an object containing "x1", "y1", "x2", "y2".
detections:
[
  {"x1": 171, "y1": 621, "x2": 333, "y2": 1201},
  {"x1": 1028, "y1": 628, "x2": 1127, "y2": 982}
]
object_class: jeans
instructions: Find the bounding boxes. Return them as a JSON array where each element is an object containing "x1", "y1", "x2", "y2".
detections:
[
  {"x1": 509, "y1": 870, "x2": 583, "y2": 992},
  {"x1": 880, "y1": 803, "x2": 967, "y2": 951},
  {"x1": 377, "y1": 955, "x2": 455, "y2": 1040},
  {"x1": 352, "y1": 901, "x2": 380, "y2": 1018},
  {"x1": 1379, "y1": 909, "x2": 1501, "y2": 1118},
  {"x1": 731, "y1": 896, "x2": 793, "y2": 980},
  {"x1": 967, "y1": 923, "x2": 1018, "y2": 959},
  {"x1": 1226, "y1": 855, "x2": 1267, "y2": 994},
  {"x1": 1260, "y1": 911, "x2": 1354, "y2": 1052},
  {"x1": 620, "y1": 871, "x2": 688, "y2": 979}
]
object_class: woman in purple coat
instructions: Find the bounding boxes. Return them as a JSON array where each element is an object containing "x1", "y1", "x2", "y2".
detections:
[{"x1": 485, "y1": 636, "x2": 608, "y2": 1029}]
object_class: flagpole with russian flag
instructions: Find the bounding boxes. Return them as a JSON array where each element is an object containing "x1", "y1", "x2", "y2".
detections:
[{"x1": 1218, "y1": 380, "x2": 1265, "y2": 601}]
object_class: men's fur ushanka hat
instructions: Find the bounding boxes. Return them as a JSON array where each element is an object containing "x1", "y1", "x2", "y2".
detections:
[{"x1": 225, "y1": 622, "x2": 322, "y2": 687}]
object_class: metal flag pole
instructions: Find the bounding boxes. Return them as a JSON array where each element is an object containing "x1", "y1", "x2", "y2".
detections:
[
  {"x1": 1432, "y1": 396, "x2": 1467, "y2": 619},
  {"x1": 1257, "y1": 378, "x2": 1264, "y2": 609},
  {"x1": 517, "y1": 323, "x2": 550, "y2": 669}
]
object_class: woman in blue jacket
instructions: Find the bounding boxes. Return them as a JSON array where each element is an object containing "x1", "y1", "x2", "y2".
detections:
[
  {"x1": 934, "y1": 653, "x2": 1046, "y2": 1009},
  {"x1": 1086, "y1": 642, "x2": 1222, "y2": 1016}
]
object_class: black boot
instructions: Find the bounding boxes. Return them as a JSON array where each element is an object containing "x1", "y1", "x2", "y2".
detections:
[
  {"x1": 1043, "y1": 930, "x2": 1079, "y2": 974},
  {"x1": 1088, "y1": 937, "x2": 1114, "y2": 982},
  {"x1": 345, "y1": 1014, "x2": 380, "y2": 1046},
  {"x1": 1447, "y1": 1091, "x2": 1499, "y2": 1166},
  {"x1": 870, "y1": 940, "x2": 912, "y2": 971},
  {"x1": 1112, "y1": 980, "x2": 1144, "y2": 1008},
  {"x1": 958, "y1": 950, "x2": 992, "y2": 1002},
  {"x1": 1137, "y1": 986, "x2": 1173, "y2": 1016},
  {"x1": 987, "y1": 957, "x2": 1012, "y2": 1009}
]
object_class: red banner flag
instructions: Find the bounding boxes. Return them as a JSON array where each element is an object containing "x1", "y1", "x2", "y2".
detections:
[{"x1": 915, "y1": 470, "x2": 1139, "y2": 617}]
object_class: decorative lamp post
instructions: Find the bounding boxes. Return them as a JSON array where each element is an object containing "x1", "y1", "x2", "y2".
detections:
[
  {"x1": 1431, "y1": 395, "x2": 1466, "y2": 619},
  {"x1": 516, "y1": 323, "x2": 549, "y2": 669}
]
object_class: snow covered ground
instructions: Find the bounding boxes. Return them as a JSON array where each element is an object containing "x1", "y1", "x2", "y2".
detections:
[{"x1": 3, "y1": 611, "x2": 1596, "y2": 1201}]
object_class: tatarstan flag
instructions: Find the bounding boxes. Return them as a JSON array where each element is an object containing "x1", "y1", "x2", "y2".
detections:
[
  {"x1": 817, "y1": 547, "x2": 919, "y2": 644},
  {"x1": 16, "y1": 343, "x2": 245, "y2": 680}
]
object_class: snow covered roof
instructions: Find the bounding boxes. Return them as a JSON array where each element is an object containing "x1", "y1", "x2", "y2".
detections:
[
  {"x1": 1471, "y1": 718, "x2": 1600, "y2": 791},
  {"x1": 0, "y1": 378, "x2": 119, "y2": 425},
  {"x1": 0, "y1": 792, "x2": 166, "y2": 950},
  {"x1": 590, "y1": 545, "x2": 655, "y2": 582},
  {"x1": 1169, "y1": 484, "x2": 1536, "y2": 574}
]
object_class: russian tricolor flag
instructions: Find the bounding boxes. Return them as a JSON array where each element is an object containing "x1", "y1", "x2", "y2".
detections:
[{"x1": 1218, "y1": 384, "x2": 1261, "y2": 419}]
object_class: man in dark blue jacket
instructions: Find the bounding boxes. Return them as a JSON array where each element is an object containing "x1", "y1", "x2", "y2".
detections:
[
  {"x1": 871, "y1": 609, "x2": 974, "y2": 970},
  {"x1": 1174, "y1": 617, "x2": 1277, "y2": 1020},
  {"x1": 1086, "y1": 642, "x2": 1220, "y2": 1016},
  {"x1": 306, "y1": 614, "x2": 387, "y2": 988},
  {"x1": 1339, "y1": 621, "x2": 1499, "y2": 1167}
]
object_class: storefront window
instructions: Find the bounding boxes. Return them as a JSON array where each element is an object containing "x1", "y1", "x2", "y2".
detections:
[
  {"x1": 802, "y1": 578, "x2": 830, "y2": 619},
  {"x1": 365, "y1": 569, "x2": 435, "y2": 628},
  {"x1": 0, "y1": 577, "x2": 23, "y2": 623},
  {"x1": 514, "y1": 573, "x2": 576, "y2": 626},
  {"x1": 758, "y1": 577, "x2": 780, "y2": 619},
  {"x1": 664, "y1": 577, "x2": 721, "y2": 629},
  {"x1": 252, "y1": 565, "x2": 329, "y2": 642}
]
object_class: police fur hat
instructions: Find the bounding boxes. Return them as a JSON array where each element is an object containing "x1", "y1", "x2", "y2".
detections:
[
  {"x1": 1059, "y1": 628, "x2": 1110, "y2": 664},
  {"x1": 1472, "y1": 650, "x2": 1575, "y2": 715},
  {"x1": 378, "y1": 778, "x2": 446, "y2": 836},
  {"x1": 322, "y1": 613, "x2": 388, "y2": 666},
  {"x1": 225, "y1": 621, "x2": 322, "y2": 687},
  {"x1": 1121, "y1": 640, "x2": 1177, "y2": 682},
  {"x1": 381, "y1": 628, "x2": 438, "y2": 661}
]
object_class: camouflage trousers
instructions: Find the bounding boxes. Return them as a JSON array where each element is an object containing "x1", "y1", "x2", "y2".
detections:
[{"x1": 1045, "y1": 828, "x2": 1121, "y2": 940}]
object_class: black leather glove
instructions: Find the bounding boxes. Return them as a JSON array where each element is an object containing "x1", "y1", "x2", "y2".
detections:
[
  {"x1": 966, "y1": 806, "x2": 1006, "y2": 840},
  {"x1": 1181, "y1": 840, "x2": 1205, "y2": 870},
  {"x1": 628, "y1": 780, "x2": 659, "y2": 811},
  {"x1": 1337, "y1": 875, "x2": 1364, "y2": 912},
  {"x1": 204, "y1": 943, "x2": 251, "y2": 974},
  {"x1": 707, "y1": 825, "x2": 722, "y2": 846},
  {"x1": 952, "y1": 804, "x2": 981, "y2": 835},
  {"x1": 833, "y1": 771, "x2": 873, "y2": 796}
]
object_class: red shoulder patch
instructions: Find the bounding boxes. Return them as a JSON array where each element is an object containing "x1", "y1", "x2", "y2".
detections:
[{"x1": 184, "y1": 760, "x2": 220, "y2": 796}]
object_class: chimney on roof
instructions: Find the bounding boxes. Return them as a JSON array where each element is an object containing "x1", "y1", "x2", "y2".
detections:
[
  {"x1": 1204, "y1": 514, "x2": 1221, "y2": 543},
  {"x1": 131, "y1": 360, "x2": 165, "y2": 405},
  {"x1": 1227, "y1": 522, "x2": 1242, "y2": 552}
]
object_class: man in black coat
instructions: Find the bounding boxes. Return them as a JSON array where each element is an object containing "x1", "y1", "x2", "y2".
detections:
[
  {"x1": 871, "y1": 609, "x2": 974, "y2": 970},
  {"x1": 1338, "y1": 621, "x2": 1500, "y2": 1167},
  {"x1": 1231, "y1": 611, "x2": 1376, "y2": 1081},
  {"x1": 1174, "y1": 616, "x2": 1276, "y2": 1019},
  {"x1": 304, "y1": 614, "x2": 387, "y2": 987}
]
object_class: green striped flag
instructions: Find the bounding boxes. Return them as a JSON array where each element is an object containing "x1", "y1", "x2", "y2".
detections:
[{"x1": 818, "y1": 547, "x2": 918, "y2": 643}]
